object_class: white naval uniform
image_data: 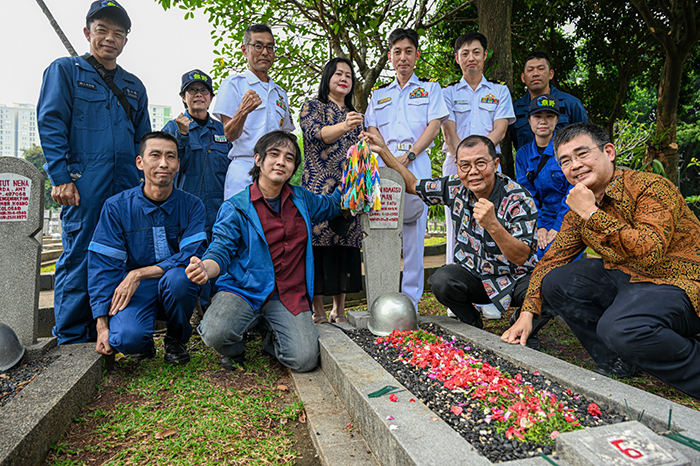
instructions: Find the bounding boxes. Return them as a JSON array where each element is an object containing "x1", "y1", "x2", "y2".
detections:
[
  {"x1": 442, "y1": 75, "x2": 515, "y2": 264},
  {"x1": 366, "y1": 73, "x2": 448, "y2": 308},
  {"x1": 213, "y1": 69, "x2": 295, "y2": 198}
]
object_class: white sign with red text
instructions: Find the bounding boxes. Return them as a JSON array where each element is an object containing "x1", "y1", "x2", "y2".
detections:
[
  {"x1": 0, "y1": 174, "x2": 31, "y2": 222},
  {"x1": 368, "y1": 180, "x2": 402, "y2": 229}
]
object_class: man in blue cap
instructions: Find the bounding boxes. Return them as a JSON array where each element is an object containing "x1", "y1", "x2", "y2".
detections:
[
  {"x1": 162, "y1": 69, "x2": 230, "y2": 238},
  {"x1": 37, "y1": 0, "x2": 151, "y2": 345},
  {"x1": 89, "y1": 132, "x2": 206, "y2": 364},
  {"x1": 509, "y1": 52, "x2": 588, "y2": 151}
]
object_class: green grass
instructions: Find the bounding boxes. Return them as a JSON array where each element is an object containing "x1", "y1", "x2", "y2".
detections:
[
  {"x1": 424, "y1": 236, "x2": 446, "y2": 247},
  {"x1": 41, "y1": 264, "x2": 56, "y2": 274},
  {"x1": 45, "y1": 336, "x2": 308, "y2": 465}
]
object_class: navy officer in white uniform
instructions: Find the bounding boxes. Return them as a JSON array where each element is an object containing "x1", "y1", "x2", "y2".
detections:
[
  {"x1": 213, "y1": 23, "x2": 295, "y2": 198},
  {"x1": 365, "y1": 28, "x2": 448, "y2": 310},
  {"x1": 440, "y1": 31, "x2": 515, "y2": 319}
]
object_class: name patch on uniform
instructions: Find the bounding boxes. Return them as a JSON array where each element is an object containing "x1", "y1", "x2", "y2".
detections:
[
  {"x1": 409, "y1": 87, "x2": 428, "y2": 99},
  {"x1": 77, "y1": 81, "x2": 97, "y2": 90},
  {"x1": 124, "y1": 88, "x2": 139, "y2": 100},
  {"x1": 214, "y1": 134, "x2": 227, "y2": 143},
  {"x1": 378, "y1": 97, "x2": 391, "y2": 104},
  {"x1": 454, "y1": 100, "x2": 469, "y2": 105},
  {"x1": 480, "y1": 93, "x2": 499, "y2": 104},
  {"x1": 276, "y1": 99, "x2": 287, "y2": 111}
]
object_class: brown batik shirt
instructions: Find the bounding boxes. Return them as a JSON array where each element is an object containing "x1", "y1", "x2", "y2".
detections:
[{"x1": 522, "y1": 169, "x2": 700, "y2": 316}]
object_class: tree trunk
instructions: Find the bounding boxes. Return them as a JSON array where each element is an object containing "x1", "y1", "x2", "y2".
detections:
[
  {"x1": 654, "y1": 53, "x2": 684, "y2": 185},
  {"x1": 476, "y1": 0, "x2": 514, "y2": 176},
  {"x1": 36, "y1": 0, "x2": 78, "y2": 57}
]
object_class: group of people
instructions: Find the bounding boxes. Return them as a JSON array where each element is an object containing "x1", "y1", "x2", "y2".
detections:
[{"x1": 35, "y1": 1, "x2": 700, "y2": 399}]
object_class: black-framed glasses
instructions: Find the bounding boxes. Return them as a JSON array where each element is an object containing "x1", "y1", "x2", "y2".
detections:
[
  {"x1": 557, "y1": 146, "x2": 601, "y2": 169},
  {"x1": 246, "y1": 42, "x2": 277, "y2": 54},
  {"x1": 185, "y1": 87, "x2": 211, "y2": 96},
  {"x1": 457, "y1": 158, "x2": 494, "y2": 173}
]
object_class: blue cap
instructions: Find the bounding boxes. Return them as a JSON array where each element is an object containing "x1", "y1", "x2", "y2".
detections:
[
  {"x1": 180, "y1": 69, "x2": 214, "y2": 94},
  {"x1": 86, "y1": 1, "x2": 131, "y2": 32},
  {"x1": 528, "y1": 94, "x2": 560, "y2": 116}
]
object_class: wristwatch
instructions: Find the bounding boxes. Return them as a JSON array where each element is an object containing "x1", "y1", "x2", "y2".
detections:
[{"x1": 407, "y1": 151, "x2": 417, "y2": 161}]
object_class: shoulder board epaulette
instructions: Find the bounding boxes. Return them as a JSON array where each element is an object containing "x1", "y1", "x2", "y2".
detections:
[
  {"x1": 371, "y1": 82, "x2": 390, "y2": 91},
  {"x1": 444, "y1": 80, "x2": 459, "y2": 88},
  {"x1": 419, "y1": 77, "x2": 440, "y2": 83},
  {"x1": 488, "y1": 78, "x2": 507, "y2": 86}
]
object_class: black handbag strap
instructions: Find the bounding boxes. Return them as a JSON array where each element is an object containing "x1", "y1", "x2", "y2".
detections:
[
  {"x1": 82, "y1": 54, "x2": 134, "y2": 123},
  {"x1": 527, "y1": 151, "x2": 551, "y2": 185}
]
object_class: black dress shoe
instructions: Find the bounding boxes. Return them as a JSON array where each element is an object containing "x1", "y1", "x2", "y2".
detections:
[
  {"x1": 164, "y1": 336, "x2": 190, "y2": 365},
  {"x1": 220, "y1": 354, "x2": 245, "y2": 370},
  {"x1": 594, "y1": 358, "x2": 639, "y2": 379}
]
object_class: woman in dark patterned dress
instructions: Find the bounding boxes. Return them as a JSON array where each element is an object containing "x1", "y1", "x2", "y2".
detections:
[{"x1": 300, "y1": 57, "x2": 364, "y2": 323}]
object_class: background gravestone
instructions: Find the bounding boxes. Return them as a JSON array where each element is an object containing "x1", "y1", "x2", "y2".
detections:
[
  {"x1": 0, "y1": 157, "x2": 44, "y2": 346},
  {"x1": 360, "y1": 167, "x2": 406, "y2": 312}
]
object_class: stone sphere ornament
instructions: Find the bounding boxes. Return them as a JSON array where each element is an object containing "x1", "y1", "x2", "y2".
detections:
[
  {"x1": 0, "y1": 322, "x2": 25, "y2": 371},
  {"x1": 368, "y1": 292, "x2": 418, "y2": 336}
]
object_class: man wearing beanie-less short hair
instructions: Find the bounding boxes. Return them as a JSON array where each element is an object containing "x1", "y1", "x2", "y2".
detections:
[
  {"x1": 509, "y1": 51, "x2": 588, "y2": 151},
  {"x1": 37, "y1": 0, "x2": 151, "y2": 345},
  {"x1": 365, "y1": 27, "x2": 449, "y2": 311},
  {"x1": 503, "y1": 123, "x2": 700, "y2": 398},
  {"x1": 213, "y1": 24, "x2": 295, "y2": 199}
]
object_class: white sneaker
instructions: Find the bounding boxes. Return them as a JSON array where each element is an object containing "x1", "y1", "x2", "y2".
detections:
[
  {"x1": 446, "y1": 308, "x2": 457, "y2": 319},
  {"x1": 479, "y1": 304, "x2": 502, "y2": 320}
]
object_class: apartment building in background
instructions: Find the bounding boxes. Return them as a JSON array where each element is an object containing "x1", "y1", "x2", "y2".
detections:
[{"x1": 0, "y1": 103, "x2": 173, "y2": 158}]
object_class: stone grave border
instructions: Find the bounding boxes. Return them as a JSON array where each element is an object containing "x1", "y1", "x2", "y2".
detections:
[
  {"x1": 315, "y1": 315, "x2": 700, "y2": 465},
  {"x1": 0, "y1": 343, "x2": 103, "y2": 466}
]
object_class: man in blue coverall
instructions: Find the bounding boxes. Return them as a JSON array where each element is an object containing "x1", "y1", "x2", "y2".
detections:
[
  {"x1": 186, "y1": 131, "x2": 343, "y2": 372},
  {"x1": 88, "y1": 132, "x2": 206, "y2": 364},
  {"x1": 162, "y1": 69, "x2": 230, "y2": 238},
  {"x1": 509, "y1": 52, "x2": 587, "y2": 151},
  {"x1": 37, "y1": 0, "x2": 151, "y2": 344}
]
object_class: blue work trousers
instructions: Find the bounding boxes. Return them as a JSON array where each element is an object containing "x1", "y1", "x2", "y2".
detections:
[
  {"x1": 543, "y1": 259, "x2": 700, "y2": 398},
  {"x1": 108, "y1": 267, "x2": 199, "y2": 355},
  {"x1": 53, "y1": 162, "x2": 139, "y2": 344},
  {"x1": 198, "y1": 291, "x2": 319, "y2": 372}
]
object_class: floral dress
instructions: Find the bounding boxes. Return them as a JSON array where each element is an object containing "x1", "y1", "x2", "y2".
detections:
[{"x1": 300, "y1": 98, "x2": 362, "y2": 249}]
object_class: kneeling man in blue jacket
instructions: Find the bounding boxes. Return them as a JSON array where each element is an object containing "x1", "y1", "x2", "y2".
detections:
[
  {"x1": 88, "y1": 132, "x2": 207, "y2": 364},
  {"x1": 186, "y1": 130, "x2": 343, "y2": 372}
]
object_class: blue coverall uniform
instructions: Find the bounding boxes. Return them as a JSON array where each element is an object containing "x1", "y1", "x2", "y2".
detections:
[
  {"x1": 515, "y1": 138, "x2": 572, "y2": 258},
  {"x1": 37, "y1": 55, "x2": 151, "y2": 344},
  {"x1": 162, "y1": 111, "x2": 231, "y2": 236},
  {"x1": 510, "y1": 85, "x2": 588, "y2": 150},
  {"x1": 87, "y1": 186, "x2": 206, "y2": 355}
]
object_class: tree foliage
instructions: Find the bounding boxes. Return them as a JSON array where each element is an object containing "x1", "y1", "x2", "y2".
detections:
[
  {"x1": 156, "y1": 0, "x2": 475, "y2": 111},
  {"x1": 22, "y1": 144, "x2": 58, "y2": 210}
]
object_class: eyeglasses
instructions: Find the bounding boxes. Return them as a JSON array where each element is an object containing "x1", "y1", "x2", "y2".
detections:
[
  {"x1": 246, "y1": 43, "x2": 277, "y2": 54},
  {"x1": 557, "y1": 146, "x2": 601, "y2": 169},
  {"x1": 185, "y1": 87, "x2": 211, "y2": 96},
  {"x1": 457, "y1": 158, "x2": 493, "y2": 173}
]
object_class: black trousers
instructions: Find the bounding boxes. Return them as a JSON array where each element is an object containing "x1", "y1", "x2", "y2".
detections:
[
  {"x1": 542, "y1": 258, "x2": 700, "y2": 398},
  {"x1": 428, "y1": 264, "x2": 530, "y2": 328}
]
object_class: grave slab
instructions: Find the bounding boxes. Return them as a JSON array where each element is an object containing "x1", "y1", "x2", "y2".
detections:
[
  {"x1": 0, "y1": 343, "x2": 102, "y2": 466},
  {"x1": 0, "y1": 157, "x2": 44, "y2": 346},
  {"x1": 425, "y1": 316, "x2": 700, "y2": 443},
  {"x1": 557, "y1": 421, "x2": 690, "y2": 466},
  {"x1": 318, "y1": 323, "x2": 495, "y2": 465}
]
